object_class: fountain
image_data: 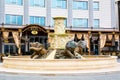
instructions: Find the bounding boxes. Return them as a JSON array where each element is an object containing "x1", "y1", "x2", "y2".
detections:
[{"x1": 2, "y1": 17, "x2": 118, "y2": 71}]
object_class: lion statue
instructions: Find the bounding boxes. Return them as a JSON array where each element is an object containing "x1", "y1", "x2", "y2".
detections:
[
  {"x1": 55, "y1": 40, "x2": 86, "y2": 59},
  {"x1": 30, "y1": 42, "x2": 48, "y2": 59}
]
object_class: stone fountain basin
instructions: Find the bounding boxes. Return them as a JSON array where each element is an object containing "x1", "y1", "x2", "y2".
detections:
[{"x1": 3, "y1": 55, "x2": 117, "y2": 70}]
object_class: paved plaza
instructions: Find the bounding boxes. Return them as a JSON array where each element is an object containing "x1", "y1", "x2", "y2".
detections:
[
  {"x1": 0, "y1": 70, "x2": 120, "y2": 80},
  {"x1": 0, "y1": 59, "x2": 119, "y2": 80}
]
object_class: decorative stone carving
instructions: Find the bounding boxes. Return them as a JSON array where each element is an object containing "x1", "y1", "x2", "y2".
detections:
[
  {"x1": 55, "y1": 40, "x2": 86, "y2": 59},
  {"x1": 30, "y1": 42, "x2": 48, "y2": 59},
  {"x1": 47, "y1": 17, "x2": 84, "y2": 59},
  {"x1": 48, "y1": 17, "x2": 69, "y2": 49},
  {"x1": 49, "y1": 34, "x2": 70, "y2": 49},
  {"x1": 54, "y1": 17, "x2": 66, "y2": 34}
]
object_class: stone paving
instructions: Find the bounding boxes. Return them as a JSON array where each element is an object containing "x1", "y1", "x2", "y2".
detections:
[
  {"x1": 0, "y1": 59, "x2": 120, "y2": 80},
  {"x1": 0, "y1": 71, "x2": 120, "y2": 80}
]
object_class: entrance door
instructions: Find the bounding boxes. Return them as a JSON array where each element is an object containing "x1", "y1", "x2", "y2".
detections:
[
  {"x1": 90, "y1": 35, "x2": 99, "y2": 55},
  {"x1": 22, "y1": 24, "x2": 48, "y2": 54}
]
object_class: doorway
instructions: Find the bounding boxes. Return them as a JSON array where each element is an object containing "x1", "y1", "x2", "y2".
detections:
[
  {"x1": 22, "y1": 24, "x2": 48, "y2": 54},
  {"x1": 90, "y1": 34, "x2": 99, "y2": 55}
]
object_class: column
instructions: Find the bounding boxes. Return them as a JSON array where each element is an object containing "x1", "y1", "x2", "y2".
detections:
[
  {"x1": 46, "y1": 0, "x2": 52, "y2": 26},
  {"x1": 41, "y1": 37, "x2": 45, "y2": 46},
  {"x1": 118, "y1": 1, "x2": 120, "y2": 50},
  {"x1": 89, "y1": 0, "x2": 94, "y2": 28},
  {"x1": 118, "y1": 1, "x2": 120, "y2": 31},
  {"x1": 118, "y1": 40, "x2": 120, "y2": 55},
  {"x1": 115, "y1": 1, "x2": 119, "y2": 30},
  {"x1": 88, "y1": 0, "x2": 94, "y2": 55},
  {"x1": 0, "y1": 34, "x2": 2, "y2": 53},
  {"x1": 24, "y1": 0, "x2": 29, "y2": 25},
  {"x1": 67, "y1": 0, "x2": 73, "y2": 27},
  {"x1": 2, "y1": 28, "x2": 4, "y2": 53},
  {"x1": 111, "y1": 0, "x2": 116, "y2": 28},
  {"x1": 25, "y1": 34, "x2": 28, "y2": 52},
  {"x1": 88, "y1": 31, "x2": 91, "y2": 55},
  {"x1": 0, "y1": 0, "x2": 5, "y2": 24},
  {"x1": 18, "y1": 29, "x2": 22, "y2": 55},
  {"x1": 2, "y1": 42, "x2": 4, "y2": 53},
  {"x1": 54, "y1": 17, "x2": 66, "y2": 34},
  {"x1": 99, "y1": 32, "x2": 102, "y2": 55}
]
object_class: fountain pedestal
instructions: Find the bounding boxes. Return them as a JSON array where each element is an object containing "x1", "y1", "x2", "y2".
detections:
[
  {"x1": 49, "y1": 34, "x2": 69, "y2": 49},
  {"x1": 49, "y1": 17, "x2": 70, "y2": 49}
]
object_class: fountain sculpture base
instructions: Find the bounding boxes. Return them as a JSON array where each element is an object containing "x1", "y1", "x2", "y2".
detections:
[{"x1": 3, "y1": 55, "x2": 117, "y2": 70}]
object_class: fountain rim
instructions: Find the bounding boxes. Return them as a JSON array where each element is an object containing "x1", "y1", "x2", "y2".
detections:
[{"x1": 3, "y1": 55, "x2": 117, "y2": 61}]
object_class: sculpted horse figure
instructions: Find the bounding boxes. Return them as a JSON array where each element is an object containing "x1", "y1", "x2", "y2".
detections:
[{"x1": 30, "y1": 42, "x2": 48, "y2": 59}]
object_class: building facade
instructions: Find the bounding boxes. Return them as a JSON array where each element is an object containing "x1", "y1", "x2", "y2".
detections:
[
  {"x1": 0, "y1": 0, "x2": 118, "y2": 28},
  {"x1": 0, "y1": 0, "x2": 119, "y2": 55}
]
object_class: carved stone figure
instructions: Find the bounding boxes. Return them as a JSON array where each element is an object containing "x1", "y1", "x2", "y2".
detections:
[
  {"x1": 54, "y1": 18, "x2": 65, "y2": 34},
  {"x1": 30, "y1": 42, "x2": 48, "y2": 59},
  {"x1": 55, "y1": 40, "x2": 86, "y2": 59}
]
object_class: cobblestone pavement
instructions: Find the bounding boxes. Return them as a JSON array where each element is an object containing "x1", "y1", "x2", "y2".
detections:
[{"x1": 0, "y1": 59, "x2": 119, "y2": 80}]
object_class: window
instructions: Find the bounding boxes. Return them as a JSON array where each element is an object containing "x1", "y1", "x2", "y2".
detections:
[
  {"x1": 93, "y1": 2, "x2": 99, "y2": 11},
  {"x1": 5, "y1": 14, "x2": 23, "y2": 25},
  {"x1": 52, "y1": 0, "x2": 67, "y2": 9},
  {"x1": 5, "y1": 0, "x2": 23, "y2": 5},
  {"x1": 30, "y1": 0, "x2": 45, "y2": 7},
  {"x1": 52, "y1": 18, "x2": 67, "y2": 27},
  {"x1": 4, "y1": 45, "x2": 9, "y2": 54},
  {"x1": 4, "y1": 44, "x2": 18, "y2": 54},
  {"x1": 94, "y1": 19, "x2": 99, "y2": 28},
  {"x1": 73, "y1": 1, "x2": 88, "y2": 10},
  {"x1": 73, "y1": 18, "x2": 88, "y2": 27},
  {"x1": 30, "y1": 16, "x2": 45, "y2": 26}
]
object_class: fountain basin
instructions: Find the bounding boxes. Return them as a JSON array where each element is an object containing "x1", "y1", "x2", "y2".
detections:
[{"x1": 3, "y1": 55, "x2": 117, "y2": 70}]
